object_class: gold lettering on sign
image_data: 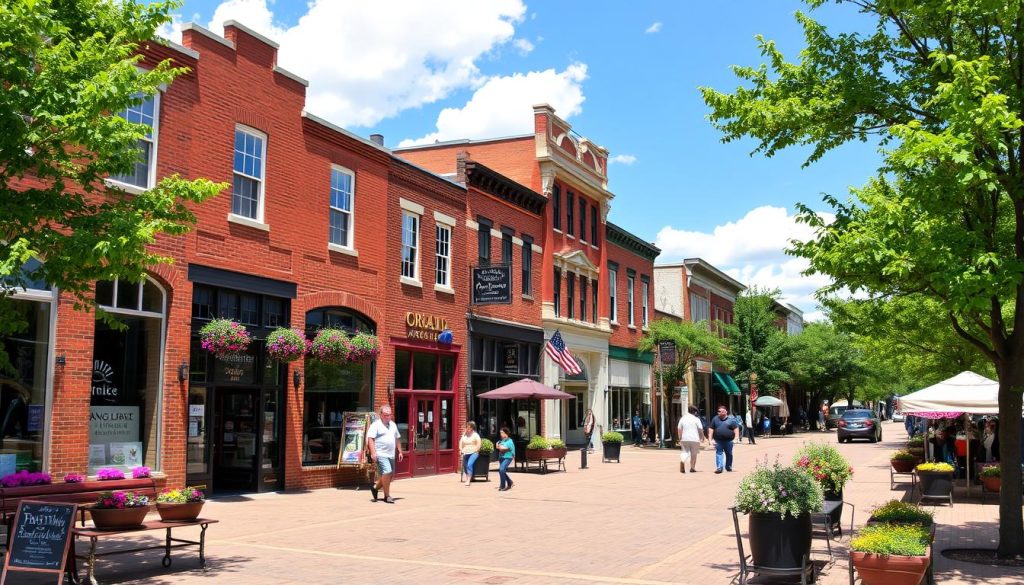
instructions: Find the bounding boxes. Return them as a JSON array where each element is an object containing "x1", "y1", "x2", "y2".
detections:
[{"x1": 404, "y1": 312, "x2": 449, "y2": 340}]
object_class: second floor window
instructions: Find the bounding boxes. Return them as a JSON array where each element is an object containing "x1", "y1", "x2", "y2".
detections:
[
  {"x1": 232, "y1": 126, "x2": 266, "y2": 220},
  {"x1": 522, "y1": 236, "x2": 533, "y2": 296},
  {"x1": 627, "y1": 274, "x2": 635, "y2": 326},
  {"x1": 401, "y1": 212, "x2": 420, "y2": 280},
  {"x1": 111, "y1": 93, "x2": 158, "y2": 189},
  {"x1": 553, "y1": 268, "x2": 562, "y2": 317},
  {"x1": 478, "y1": 219, "x2": 491, "y2": 266},
  {"x1": 591, "y1": 277, "x2": 598, "y2": 323},
  {"x1": 567, "y1": 273, "x2": 575, "y2": 319},
  {"x1": 553, "y1": 185, "x2": 562, "y2": 230},
  {"x1": 609, "y1": 267, "x2": 618, "y2": 322},
  {"x1": 579, "y1": 276, "x2": 587, "y2": 321},
  {"x1": 591, "y1": 204, "x2": 599, "y2": 246},
  {"x1": 329, "y1": 166, "x2": 354, "y2": 248},
  {"x1": 502, "y1": 230, "x2": 513, "y2": 265},
  {"x1": 566, "y1": 192, "x2": 575, "y2": 236},
  {"x1": 690, "y1": 293, "x2": 710, "y2": 322},
  {"x1": 579, "y1": 198, "x2": 587, "y2": 241},
  {"x1": 641, "y1": 278, "x2": 649, "y2": 327},
  {"x1": 435, "y1": 224, "x2": 451, "y2": 287}
]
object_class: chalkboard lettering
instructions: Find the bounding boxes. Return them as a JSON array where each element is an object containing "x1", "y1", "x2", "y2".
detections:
[
  {"x1": 472, "y1": 265, "x2": 512, "y2": 305},
  {"x1": 3, "y1": 501, "x2": 77, "y2": 582}
]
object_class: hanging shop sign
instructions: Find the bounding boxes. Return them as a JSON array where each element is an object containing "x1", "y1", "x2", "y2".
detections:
[
  {"x1": 658, "y1": 341, "x2": 676, "y2": 365},
  {"x1": 405, "y1": 312, "x2": 450, "y2": 341},
  {"x1": 472, "y1": 265, "x2": 512, "y2": 305},
  {"x1": 694, "y1": 359, "x2": 713, "y2": 374}
]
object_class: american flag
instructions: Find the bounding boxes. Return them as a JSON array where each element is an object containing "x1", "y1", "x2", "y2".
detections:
[{"x1": 545, "y1": 330, "x2": 582, "y2": 375}]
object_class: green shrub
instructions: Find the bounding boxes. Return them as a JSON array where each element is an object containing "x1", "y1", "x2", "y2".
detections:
[
  {"x1": 527, "y1": 435, "x2": 551, "y2": 450},
  {"x1": 890, "y1": 450, "x2": 919, "y2": 461},
  {"x1": 478, "y1": 439, "x2": 494, "y2": 454},
  {"x1": 851, "y1": 524, "x2": 930, "y2": 557},
  {"x1": 735, "y1": 460, "x2": 824, "y2": 519},
  {"x1": 916, "y1": 462, "x2": 954, "y2": 473},
  {"x1": 548, "y1": 438, "x2": 566, "y2": 449},
  {"x1": 979, "y1": 465, "x2": 1000, "y2": 478},
  {"x1": 869, "y1": 500, "x2": 933, "y2": 526},
  {"x1": 906, "y1": 436, "x2": 925, "y2": 448},
  {"x1": 601, "y1": 431, "x2": 624, "y2": 443}
]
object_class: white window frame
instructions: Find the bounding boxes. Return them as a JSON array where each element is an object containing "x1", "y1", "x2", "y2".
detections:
[
  {"x1": 690, "y1": 293, "x2": 710, "y2": 322},
  {"x1": 435, "y1": 223, "x2": 451, "y2": 290},
  {"x1": 328, "y1": 165, "x2": 356, "y2": 250},
  {"x1": 401, "y1": 211, "x2": 421, "y2": 284},
  {"x1": 107, "y1": 92, "x2": 160, "y2": 194},
  {"x1": 641, "y1": 279, "x2": 649, "y2": 328},
  {"x1": 231, "y1": 125, "x2": 267, "y2": 223},
  {"x1": 609, "y1": 268, "x2": 618, "y2": 323},
  {"x1": 627, "y1": 275, "x2": 635, "y2": 327}
]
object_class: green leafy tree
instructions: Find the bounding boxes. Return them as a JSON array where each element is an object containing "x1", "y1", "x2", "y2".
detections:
[
  {"x1": 638, "y1": 318, "x2": 727, "y2": 439},
  {"x1": 789, "y1": 321, "x2": 868, "y2": 411},
  {"x1": 702, "y1": 0, "x2": 1024, "y2": 555},
  {"x1": 0, "y1": 0, "x2": 223, "y2": 369},
  {"x1": 724, "y1": 287, "x2": 792, "y2": 395}
]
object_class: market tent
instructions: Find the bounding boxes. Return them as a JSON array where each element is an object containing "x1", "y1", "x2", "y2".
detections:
[
  {"x1": 754, "y1": 396, "x2": 783, "y2": 407},
  {"x1": 477, "y1": 379, "x2": 574, "y2": 400},
  {"x1": 898, "y1": 371, "x2": 999, "y2": 417}
]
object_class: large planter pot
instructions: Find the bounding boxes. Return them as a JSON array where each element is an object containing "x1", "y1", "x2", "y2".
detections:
[
  {"x1": 471, "y1": 453, "x2": 492, "y2": 482},
  {"x1": 906, "y1": 447, "x2": 925, "y2": 458},
  {"x1": 980, "y1": 476, "x2": 1001, "y2": 493},
  {"x1": 156, "y1": 501, "x2": 204, "y2": 522},
  {"x1": 823, "y1": 486, "x2": 844, "y2": 528},
  {"x1": 918, "y1": 471, "x2": 954, "y2": 497},
  {"x1": 525, "y1": 447, "x2": 567, "y2": 461},
  {"x1": 850, "y1": 549, "x2": 930, "y2": 585},
  {"x1": 748, "y1": 512, "x2": 812, "y2": 570},
  {"x1": 602, "y1": 441, "x2": 622, "y2": 462},
  {"x1": 891, "y1": 458, "x2": 919, "y2": 473},
  {"x1": 90, "y1": 506, "x2": 152, "y2": 530}
]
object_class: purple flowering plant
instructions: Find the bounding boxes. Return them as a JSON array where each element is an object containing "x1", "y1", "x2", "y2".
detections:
[
  {"x1": 64, "y1": 473, "x2": 85, "y2": 483},
  {"x1": 309, "y1": 328, "x2": 351, "y2": 364},
  {"x1": 96, "y1": 468, "x2": 125, "y2": 481},
  {"x1": 131, "y1": 466, "x2": 151, "y2": 479},
  {"x1": 1, "y1": 470, "x2": 52, "y2": 488},
  {"x1": 266, "y1": 328, "x2": 308, "y2": 362},
  {"x1": 199, "y1": 319, "x2": 252, "y2": 357},
  {"x1": 735, "y1": 457, "x2": 823, "y2": 519},
  {"x1": 347, "y1": 332, "x2": 381, "y2": 363},
  {"x1": 94, "y1": 490, "x2": 149, "y2": 510}
]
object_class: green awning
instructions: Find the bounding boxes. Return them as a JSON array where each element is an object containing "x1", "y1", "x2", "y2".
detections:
[{"x1": 712, "y1": 372, "x2": 741, "y2": 396}]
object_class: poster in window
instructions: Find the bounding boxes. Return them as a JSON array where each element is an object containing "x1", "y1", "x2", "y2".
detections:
[
  {"x1": 88, "y1": 445, "x2": 106, "y2": 468},
  {"x1": 109, "y1": 442, "x2": 143, "y2": 467},
  {"x1": 337, "y1": 412, "x2": 371, "y2": 466},
  {"x1": 503, "y1": 344, "x2": 519, "y2": 374},
  {"x1": 26, "y1": 404, "x2": 42, "y2": 433}
]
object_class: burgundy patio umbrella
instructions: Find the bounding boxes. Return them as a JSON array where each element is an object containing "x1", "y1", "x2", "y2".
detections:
[{"x1": 476, "y1": 378, "x2": 574, "y2": 400}]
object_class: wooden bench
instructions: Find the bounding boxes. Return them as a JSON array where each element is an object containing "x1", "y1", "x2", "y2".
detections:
[{"x1": 0, "y1": 478, "x2": 160, "y2": 531}]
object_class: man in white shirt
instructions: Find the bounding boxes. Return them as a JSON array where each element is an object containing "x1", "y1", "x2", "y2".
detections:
[
  {"x1": 744, "y1": 409, "x2": 756, "y2": 445},
  {"x1": 366, "y1": 405, "x2": 404, "y2": 503},
  {"x1": 676, "y1": 405, "x2": 706, "y2": 473}
]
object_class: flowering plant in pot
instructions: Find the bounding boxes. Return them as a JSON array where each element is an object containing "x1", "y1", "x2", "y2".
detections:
[
  {"x1": 131, "y1": 466, "x2": 151, "y2": 479},
  {"x1": 906, "y1": 435, "x2": 925, "y2": 456},
  {"x1": 347, "y1": 332, "x2": 381, "y2": 363},
  {"x1": 1, "y1": 470, "x2": 52, "y2": 488},
  {"x1": 601, "y1": 431, "x2": 624, "y2": 462},
  {"x1": 978, "y1": 465, "x2": 1000, "y2": 493},
  {"x1": 916, "y1": 462, "x2": 955, "y2": 500},
  {"x1": 96, "y1": 468, "x2": 125, "y2": 481},
  {"x1": 850, "y1": 523, "x2": 931, "y2": 585},
  {"x1": 64, "y1": 473, "x2": 85, "y2": 484},
  {"x1": 867, "y1": 500, "x2": 934, "y2": 527},
  {"x1": 199, "y1": 319, "x2": 252, "y2": 357},
  {"x1": 91, "y1": 491, "x2": 151, "y2": 529},
  {"x1": 735, "y1": 459, "x2": 824, "y2": 570},
  {"x1": 890, "y1": 449, "x2": 920, "y2": 473},
  {"x1": 156, "y1": 487, "x2": 206, "y2": 522},
  {"x1": 793, "y1": 442, "x2": 853, "y2": 499},
  {"x1": 309, "y1": 328, "x2": 351, "y2": 364},
  {"x1": 266, "y1": 328, "x2": 308, "y2": 362}
]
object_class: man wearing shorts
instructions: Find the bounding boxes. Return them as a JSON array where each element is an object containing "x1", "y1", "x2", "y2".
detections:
[{"x1": 367, "y1": 405, "x2": 404, "y2": 503}]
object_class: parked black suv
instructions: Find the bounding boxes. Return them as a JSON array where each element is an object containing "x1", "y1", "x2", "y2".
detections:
[{"x1": 837, "y1": 409, "x2": 881, "y2": 443}]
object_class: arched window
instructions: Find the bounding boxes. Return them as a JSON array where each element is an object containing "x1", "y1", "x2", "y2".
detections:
[{"x1": 89, "y1": 276, "x2": 166, "y2": 472}]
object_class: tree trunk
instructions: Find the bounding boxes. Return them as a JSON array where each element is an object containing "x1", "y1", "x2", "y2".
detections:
[{"x1": 997, "y1": 377, "x2": 1024, "y2": 558}]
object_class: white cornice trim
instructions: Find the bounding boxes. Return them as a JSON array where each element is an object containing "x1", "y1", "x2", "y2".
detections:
[
  {"x1": 399, "y1": 198, "x2": 424, "y2": 215},
  {"x1": 182, "y1": 23, "x2": 234, "y2": 49},
  {"x1": 433, "y1": 211, "x2": 456, "y2": 226}
]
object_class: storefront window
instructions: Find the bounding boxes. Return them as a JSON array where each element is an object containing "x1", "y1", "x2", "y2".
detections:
[
  {"x1": 606, "y1": 387, "x2": 649, "y2": 432},
  {"x1": 302, "y1": 307, "x2": 375, "y2": 466},
  {"x1": 0, "y1": 298, "x2": 53, "y2": 473},
  {"x1": 89, "y1": 277, "x2": 166, "y2": 473}
]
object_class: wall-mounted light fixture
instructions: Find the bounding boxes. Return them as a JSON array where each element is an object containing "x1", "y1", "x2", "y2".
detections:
[
  {"x1": 293, "y1": 369, "x2": 302, "y2": 390},
  {"x1": 55, "y1": 355, "x2": 66, "y2": 369},
  {"x1": 386, "y1": 380, "x2": 394, "y2": 404},
  {"x1": 178, "y1": 361, "x2": 189, "y2": 383}
]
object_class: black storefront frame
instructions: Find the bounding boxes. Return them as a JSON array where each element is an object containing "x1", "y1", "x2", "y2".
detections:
[{"x1": 467, "y1": 317, "x2": 543, "y2": 442}]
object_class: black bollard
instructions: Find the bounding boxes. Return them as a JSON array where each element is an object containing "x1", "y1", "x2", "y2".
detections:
[{"x1": 580, "y1": 446, "x2": 588, "y2": 469}]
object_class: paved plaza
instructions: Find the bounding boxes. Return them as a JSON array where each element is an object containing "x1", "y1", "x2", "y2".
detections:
[{"x1": 50, "y1": 423, "x2": 1019, "y2": 585}]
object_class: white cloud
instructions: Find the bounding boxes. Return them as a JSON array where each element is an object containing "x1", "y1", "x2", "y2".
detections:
[
  {"x1": 645, "y1": 22, "x2": 662, "y2": 34},
  {"x1": 610, "y1": 154, "x2": 637, "y2": 165},
  {"x1": 399, "y1": 63, "x2": 588, "y2": 146},
  {"x1": 512, "y1": 38, "x2": 535, "y2": 55},
  {"x1": 164, "y1": 0, "x2": 528, "y2": 128},
  {"x1": 655, "y1": 205, "x2": 834, "y2": 318}
]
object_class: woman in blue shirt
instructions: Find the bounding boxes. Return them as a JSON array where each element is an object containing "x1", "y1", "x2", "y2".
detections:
[{"x1": 496, "y1": 427, "x2": 515, "y2": 491}]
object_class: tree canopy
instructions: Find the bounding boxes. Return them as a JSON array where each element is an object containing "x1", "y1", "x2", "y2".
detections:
[
  {"x1": 723, "y1": 287, "x2": 792, "y2": 395},
  {"x1": 702, "y1": 0, "x2": 1024, "y2": 555},
  {"x1": 788, "y1": 321, "x2": 868, "y2": 408}
]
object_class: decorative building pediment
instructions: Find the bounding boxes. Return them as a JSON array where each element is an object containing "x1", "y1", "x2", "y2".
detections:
[{"x1": 554, "y1": 249, "x2": 599, "y2": 275}]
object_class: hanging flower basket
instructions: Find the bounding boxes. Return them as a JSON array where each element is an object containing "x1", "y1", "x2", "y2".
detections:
[
  {"x1": 310, "y1": 328, "x2": 351, "y2": 364},
  {"x1": 266, "y1": 328, "x2": 309, "y2": 362},
  {"x1": 199, "y1": 319, "x2": 252, "y2": 357},
  {"x1": 347, "y1": 332, "x2": 381, "y2": 363}
]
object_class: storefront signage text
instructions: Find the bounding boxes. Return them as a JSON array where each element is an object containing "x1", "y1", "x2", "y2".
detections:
[
  {"x1": 658, "y1": 341, "x2": 676, "y2": 365},
  {"x1": 405, "y1": 312, "x2": 449, "y2": 341},
  {"x1": 91, "y1": 360, "x2": 120, "y2": 403},
  {"x1": 694, "y1": 359, "x2": 713, "y2": 374},
  {"x1": 472, "y1": 265, "x2": 512, "y2": 305}
]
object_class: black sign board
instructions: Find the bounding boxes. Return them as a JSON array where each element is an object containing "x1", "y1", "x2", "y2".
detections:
[
  {"x1": 503, "y1": 344, "x2": 520, "y2": 374},
  {"x1": 658, "y1": 341, "x2": 677, "y2": 365},
  {"x1": 2, "y1": 501, "x2": 77, "y2": 584},
  {"x1": 472, "y1": 265, "x2": 512, "y2": 305}
]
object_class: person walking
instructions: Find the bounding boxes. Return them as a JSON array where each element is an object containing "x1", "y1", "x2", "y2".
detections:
[
  {"x1": 709, "y1": 405, "x2": 740, "y2": 473},
  {"x1": 744, "y1": 409, "x2": 756, "y2": 445},
  {"x1": 496, "y1": 427, "x2": 516, "y2": 491},
  {"x1": 366, "y1": 405, "x2": 404, "y2": 503},
  {"x1": 582, "y1": 408, "x2": 595, "y2": 451},
  {"x1": 632, "y1": 410, "x2": 643, "y2": 446},
  {"x1": 677, "y1": 405, "x2": 706, "y2": 472},
  {"x1": 819, "y1": 403, "x2": 828, "y2": 432},
  {"x1": 459, "y1": 421, "x2": 481, "y2": 487}
]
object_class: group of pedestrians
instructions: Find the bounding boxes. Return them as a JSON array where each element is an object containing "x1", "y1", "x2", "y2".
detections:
[{"x1": 676, "y1": 404, "x2": 742, "y2": 473}]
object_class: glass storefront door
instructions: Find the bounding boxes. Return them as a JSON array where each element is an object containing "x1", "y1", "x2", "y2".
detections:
[
  {"x1": 562, "y1": 387, "x2": 586, "y2": 445},
  {"x1": 213, "y1": 388, "x2": 259, "y2": 492},
  {"x1": 413, "y1": 398, "x2": 436, "y2": 476}
]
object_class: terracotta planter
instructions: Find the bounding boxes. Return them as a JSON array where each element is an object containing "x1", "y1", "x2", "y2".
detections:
[
  {"x1": 90, "y1": 506, "x2": 152, "y2": 530},
  {"x1": 890, "y1": 458, "x2": 919, "y2": 473},
  {"x1": 525, "y1": 447, "x2": 567, "y2": 461},
  {"x1": 981, "y1": 476, "x2": 1001, "y2": 493},
  {"x1": 156, "y1": 501, "x2": 204, "y2": 522},
  {"x1": 851, "y1": 549, "x2": 930, "y2": 585}
]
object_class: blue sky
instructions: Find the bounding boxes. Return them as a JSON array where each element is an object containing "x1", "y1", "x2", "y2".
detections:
[{"x1": 164, "y1": 1, "x2": 882, "y2": 319}]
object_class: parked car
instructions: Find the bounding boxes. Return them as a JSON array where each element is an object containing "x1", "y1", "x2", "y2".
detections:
[
  {"x1": 891, "y1": 410, "x2": 905, "y2": 422},
  {"x1": 826, "y1": 400, "x2": 864, "y2": 429},
  {"x1": 837, "y1": 409, "x2": 882, "y2": 443}
]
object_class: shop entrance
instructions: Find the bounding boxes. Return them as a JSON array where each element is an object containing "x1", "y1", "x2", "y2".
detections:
[
  {"x1": 394, "y1": 392, "x2": 455, "y2": 478},
  {"x1": 561, "y1": 386, "x2": 587, "y2": 445}
]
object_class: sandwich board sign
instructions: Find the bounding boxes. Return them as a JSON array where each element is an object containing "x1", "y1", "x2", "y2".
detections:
[{"x1": 1, "y1": 500, "x2": 77, "y2": 584}]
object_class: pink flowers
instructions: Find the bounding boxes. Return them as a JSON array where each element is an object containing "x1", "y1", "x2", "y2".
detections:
[
  {"x1": 199, "y1": 319, "x2": 253, "y2": 357},
  {"x1": 94, "y1": 490, "x2": 149, "y2": 510},
  {"x1": 1, "y1": 471, "x2": 52, "y2": 487},
  {"x1": 266, "y1": 328, "x2": 309, "y2": 362},
  {"x1": 131, "y1": 466, "x2": 151, "y2": 479},
  {"x1": 97, "y1": 468, "x2": 125, "y2": 481},
  {"x1": 64, "y1": 473, "x2": 85, "y2": 483}
]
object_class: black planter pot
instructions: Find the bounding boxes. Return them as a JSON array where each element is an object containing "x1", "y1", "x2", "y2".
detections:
[
  {"x1": 823, "y1": 486, "x2": 844, "y2": 528},
  {"x1": 471, "y1": 453, "x2": 493, "y2": 481},
  {"x1": 919, "y1": 471, "x2": 954, "y2": 496},
  {"x1": 748, "y1": 512, "x2": 813, "y2": 570},
  {"x1": 602, "y1": 441, "x2": 622, "y2": 462}
]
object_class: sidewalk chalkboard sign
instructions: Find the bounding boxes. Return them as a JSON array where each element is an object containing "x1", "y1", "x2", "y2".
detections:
[
  {"x1": 337, "y1": 412, "x2": 372, "y2": 467},
  {"x1": 472, "y1": 265, "x2": 512, "y2": 305},
  {"x1": 2, "y1": 500, "x2": 77, "y2": 584}
]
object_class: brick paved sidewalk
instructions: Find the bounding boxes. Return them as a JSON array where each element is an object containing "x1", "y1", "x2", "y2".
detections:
[{"x1": 41, "y1": 423, "x2": 1018, "y2": 585}]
